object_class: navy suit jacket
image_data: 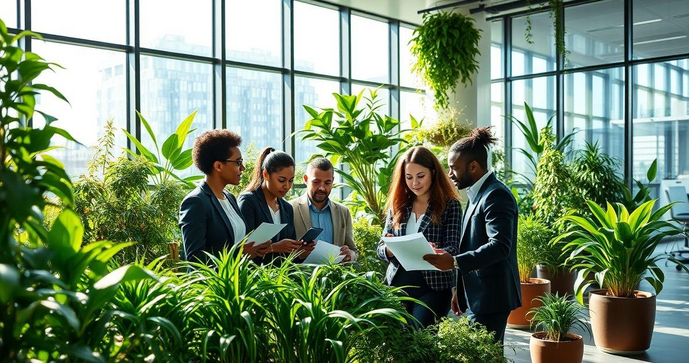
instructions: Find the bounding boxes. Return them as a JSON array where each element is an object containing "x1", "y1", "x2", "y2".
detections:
[
  {"x1": 454, "y1": 173, "x2": 522, "y2": 315},
  {"x1": 238, "y1": 188, "x2": 297, "y2": 265},
  {"x1": 179, "y1": 181, "x2": 246, "y2": 264}
]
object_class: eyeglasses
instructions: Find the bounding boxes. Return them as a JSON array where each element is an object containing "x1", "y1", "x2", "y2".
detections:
[{"x1": 223, "y1": 158, "x2": 244, "y2": 167}]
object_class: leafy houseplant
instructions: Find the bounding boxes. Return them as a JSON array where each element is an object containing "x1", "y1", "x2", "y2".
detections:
[
  {"x1": 299, "y1": 89, "x2": 418, "y2": 224},
  {"x1": 557, "y1": 199, "x2": 687, "y2": 353},
  {"x1": 523, "y1": 0, "x2": 568, "y2": 65},
  {"x1": 410, "y1": 11, "x2": 481, "y2": 110},
  {"x1": 527, "y1": 293, "x2": 590, "y2": 363},
  {"x1": 570, "y1": 141, "x2": 626, "y2": 218},
  {"x1": 352, "y1": 217, "x2": 386, "y2": 277}
]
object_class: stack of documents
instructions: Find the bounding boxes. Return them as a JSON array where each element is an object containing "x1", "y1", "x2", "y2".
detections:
[
  {"x1": 244, "y1": 223, "x2": 286, "y2": 246},
  {"x1": 302, "y1": 240, "x2": 345, "y2": 265}
]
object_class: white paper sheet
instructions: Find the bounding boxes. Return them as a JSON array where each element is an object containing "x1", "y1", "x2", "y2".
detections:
[
  {"x1": 302, "y1": 240, "x2": 346, "y2": 265},
  {"x1": 244, "y1": 222, "x2": 286, "y2": 247},
  {"x1": 382, "y1": 233, "x2": 440, "y2": 271}
]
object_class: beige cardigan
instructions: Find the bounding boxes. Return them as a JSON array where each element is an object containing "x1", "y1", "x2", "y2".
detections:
[{"x1": 288, "y1": 193, "x2": 357, "y2": 262}]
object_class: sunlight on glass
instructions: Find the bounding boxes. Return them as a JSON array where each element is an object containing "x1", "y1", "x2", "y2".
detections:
[
  {"x1": 0, "y1": 0, "x2": 17, "y2": 28},
  {"x1": 294, "y1": 77, "x2": 339, "y2": 163},
  {"x1": 226, "y1": 67, "x2": 283, "y2": 151},
  {"x1": 294, "y1": 2, "x2": 339, "y2": 76},
  {"x1": 400, "y1": 26, "x2": 421, "y2": 88},
  {"x1": 32, "y1": 0, "x2": 125, "y2": 44},
  {"x1": 226, "y1": 0, "x2": 282, "y2": 66},
  {"x1": 352, "y1": 15, "x2": 389, "y2": 83},
  {"x1": 400, "y1": 91, "x2": 428, "y2": 130},
  {"x1": 140, "y1": 0, "x2": 212, "y2": 56},
  {"x1": 32, "y1": 41, "x2": 127, "y2": 178},
  {"x1": 140, "y1": 56, "x2": 213, "y2": 178}
]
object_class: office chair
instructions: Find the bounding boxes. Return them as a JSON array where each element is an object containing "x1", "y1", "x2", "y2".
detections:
[{"x1": 665, "y1": 186, "x2": 689, "y2": 271}]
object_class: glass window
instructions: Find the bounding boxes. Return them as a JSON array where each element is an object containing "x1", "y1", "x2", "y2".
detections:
[
  {"x1": 511, "y1": 12, "x2": 556, "y2": 77},
  {"x1": 633, "y1": 0, "x2": 689, "y2": 60},
  {"x1": 565, "y1": 68, "x2": 624, "y2": 164},
  {"x1": 140, "y1": 0, "x2": 212, "y2": 56},
  {"x1": 226, "y1": 0, "x2": 281, "y2": 67},
  {"x1": 633, "y1": 58, "x2": 689, "y2": 180},
  {"x1": 226, "y1": 68, "x2": 282, "y2": 152},
  {"x1": 565, "y1": 0, "x2": 624, "y2": 68},
  {"x1": 294, "y1": 77, "x2": 340, "y2": 164},
  {"x1": 32, "y1": 42, "x2": 127, "y2": 178},
  {"x1": 294, "y1": 2, "x2": 340, "y2": 76},
  {"x1": 400, "y1": 91, "x2": 428, "y2": 130},
  {"x1": 400, "y1": 26, "x2": 422, "y2": 88},
  {"x1": 140, "y1": 56, "x2": 213, "y2": 178},
  {"x1": 32, "y1": 0, "x2": 125, "y2": 44},
  {"x1": 491, "y1": 20, "x2": 503, "y2": 80},
  {"x1": 511, "y1": 76, "x2": 556, "y2": 180},
  {"x1": 491, "y1": 82, "x2": 505, "y2": 144},
  {"x1": 352, "y1": 15, "x2": 389, "y2": 83},
  {"x1": 0, "y1": 0, "x2": 17, "y2": 28}
]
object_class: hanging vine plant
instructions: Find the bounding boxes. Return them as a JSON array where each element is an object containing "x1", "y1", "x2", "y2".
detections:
[
  {"x1": 410, "y1": 11, "x2": 481, "y2": 110},
  {"x1": 524, "y1": 0, "x2": 568, "y2": 65}
]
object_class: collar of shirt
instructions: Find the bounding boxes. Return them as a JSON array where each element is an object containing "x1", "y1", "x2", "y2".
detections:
[
  {"x1": 466, "y1": 170, "x2": 493, "y2": 203},
  {"x1": 307, "y1": 197, "x2": 331, "y2": 213}
]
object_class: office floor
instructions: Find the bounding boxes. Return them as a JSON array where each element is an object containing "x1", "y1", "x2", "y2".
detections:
[{"x1": 504, "y1": 239, "x2": 689, "y2": 363}]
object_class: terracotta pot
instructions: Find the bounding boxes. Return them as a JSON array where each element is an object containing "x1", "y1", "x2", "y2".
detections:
[
  {"x1": 168, "y1": 242, "x2": 180, "y2": 260},
  {"x1": 537, "y1": 265, "x2": 575, "y2": 297},
  {"x1": 530, "y1": 332, "x2": 584, "y2": 363},
  {"x1": 589, "y1": 289, "x2": 656, "y2": 355},
  {"x1": 507, "y1": 278, "x2": 551, "y2": 329}
]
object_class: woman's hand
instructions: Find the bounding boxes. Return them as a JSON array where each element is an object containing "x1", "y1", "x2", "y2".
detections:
[
  {"x1": 384, "y1": 233, "x2": 394, "y2": 257},
  {"x1": 244, "y1": 242, "x2": 270, "y2": 259},
  {"x1": 271, "y1": 239, "x2": 303, "y2": 253}
]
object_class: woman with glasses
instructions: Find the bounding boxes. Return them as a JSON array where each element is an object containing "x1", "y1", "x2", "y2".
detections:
[{"x1": 179, "y1": 130, "x2": 270, "y2": 265}]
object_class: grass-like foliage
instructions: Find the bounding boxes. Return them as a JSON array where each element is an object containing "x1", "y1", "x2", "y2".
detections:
[{"x1": 527, "y1": 293, "x2": 591, "y2": 342}]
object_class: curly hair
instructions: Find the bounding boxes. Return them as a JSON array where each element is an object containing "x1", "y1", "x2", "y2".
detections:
[{"x1": 192, "y1": 129, "x2": 242, "y2": 175}]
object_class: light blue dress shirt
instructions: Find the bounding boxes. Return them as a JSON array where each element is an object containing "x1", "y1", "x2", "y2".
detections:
[{"x1": 308, "y1": 198, "x2": 334, "y2": 244}]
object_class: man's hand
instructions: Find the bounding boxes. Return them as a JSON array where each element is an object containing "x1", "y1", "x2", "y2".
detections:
[
  {"x1": 244, "y1": 242, "x2": 270, "y2": 259},
  {"x1": 297, "y1": 240, "x2": 316, "y2": 258},
  {"x1": 339, "y1": 245, "x2": 352, "y2": 263},
  {"x1": 423, "y1": 250, "x2": 455, "y2": 271},
  {"x1": 451, "y1": 289, "x2": 464, "y2": 316}
]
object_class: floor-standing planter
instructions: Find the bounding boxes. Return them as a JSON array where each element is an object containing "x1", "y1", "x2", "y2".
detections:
[
  {"x1": 530, "y1": 332, "x2": 584, "y2": 363},
  {"x1": 507, "y1": 278, "x2": 551, "y2": 328},
  {"x1": 589, "y1": 289, "x2": 656, "y2": 355},
  {"x1": 536, "y1": 265, "x2": 574, "y2": 297}
]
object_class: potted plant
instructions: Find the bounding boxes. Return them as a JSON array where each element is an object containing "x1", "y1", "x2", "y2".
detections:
[
  {"x1": 557, "y1": 199, "x2": 688, "y2": 354},
  {"x1": 527, "y1": 293, "x2": 590, "y2": 363},
  {"x1": 508, "y1": 215, "x2": 552, "y2": 328},
  {"x1": 410, "y1": 11, "x2": 481, "y2": 110}
]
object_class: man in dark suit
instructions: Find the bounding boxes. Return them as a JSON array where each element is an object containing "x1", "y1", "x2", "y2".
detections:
[{"x1": 424, "y1": 127, "x2": 521, "y2": 345}]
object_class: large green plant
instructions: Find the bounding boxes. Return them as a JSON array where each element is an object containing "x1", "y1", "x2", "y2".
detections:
[
  {"x1": 527, "y1": 293, "x2": 591, "y2": 342},
  {"x1": 517, "y1": 215, "x2": 557, "y2": 282},
  {"x1": 352, "y1": 218, "x2": 387, "y2": 277},
  {"x1": 570, "y1": 141, "x2": 626, "y2": 216},
  {"x1": 532, "y1": 127, "x2": 575, "y2": 228},
  {"x1": 0, "y1": 21, "x2": 159, "y2": 361},
  {"x1": 556, "y1": 200, "x2": 688, "y2": 304},
  {"x1": 299, "y1": 89, "x2": 418, "y2": 224},
  {"x1": 410, "y1": 11, "x2": 481, "y2": 110},
  {"x1": 123, "y1": 110, "x2": 201, "y2": 187}
]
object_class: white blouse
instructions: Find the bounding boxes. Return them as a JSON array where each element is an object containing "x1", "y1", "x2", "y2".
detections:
[
  {"x1": 268, "y1": 203, "x2": 281, "y2": 224},
  {"x1": 406, "y1": 213, "x2": 425, "y2": 235},
  {"x1": 217, "y1": 197, "x2": 246, "y2": 245}
]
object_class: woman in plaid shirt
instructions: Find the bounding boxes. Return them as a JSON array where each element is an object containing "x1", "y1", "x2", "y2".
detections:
[{"x1": 377, "y1": 146, "x2": 462, "y2": 328}]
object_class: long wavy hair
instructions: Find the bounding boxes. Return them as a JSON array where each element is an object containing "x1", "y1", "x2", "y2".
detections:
[{"x1": 385, "y1": 146, "x2": 459, "y2": 229}]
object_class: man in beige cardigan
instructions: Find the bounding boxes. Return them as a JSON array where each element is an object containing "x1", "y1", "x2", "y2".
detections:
[{"x1": 289, "y1": 158, "x2": 357, "y2": 262}]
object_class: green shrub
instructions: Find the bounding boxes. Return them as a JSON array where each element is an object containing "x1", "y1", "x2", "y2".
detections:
[
  {"x1": 416, "y1": 107, "x2": 472, "y2": 149},
  {"x1": 352, "y1": 217, "x2": 387, "y2": 276},
  {"x1": 517, "y1": 215, "x2": 557, "y2": 281},
  {"x1": 527, "y1": 293, "x2": 590, "y2": 342},
  {"x1": 570, "y1": 141, "x2": 625, "y2": 219}
]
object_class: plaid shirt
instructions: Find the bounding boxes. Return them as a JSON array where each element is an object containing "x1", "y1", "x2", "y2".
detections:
[{"x1": 377, "y1": 198, "x2": 462, "y2": 291}]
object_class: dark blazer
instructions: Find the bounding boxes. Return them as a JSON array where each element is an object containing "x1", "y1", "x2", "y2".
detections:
[
  {"x1": 179, "y1": 181, "x2": 246, "y2": 264},
  {"x1": 376, "y1": 198, "x2": 462, "y2": 291},
  {"x1": 454, "y1": 173, "x2": 522, "y2": 315},
  {"x1": 238, "y1": 188, "x2": 297, "y2": 265}
]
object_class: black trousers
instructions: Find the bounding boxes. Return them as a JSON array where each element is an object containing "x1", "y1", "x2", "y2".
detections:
[
  {"x1": 391, "y1": 269, "x2": 452, "y2": 329},
  {"x1": 468, "y1": 311, "x2": 511, "y2": 345}
]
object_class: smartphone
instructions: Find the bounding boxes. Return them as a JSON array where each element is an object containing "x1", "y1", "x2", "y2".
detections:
[{"x1": 299, "y1": 227, "x2": 323, "y2": 244}]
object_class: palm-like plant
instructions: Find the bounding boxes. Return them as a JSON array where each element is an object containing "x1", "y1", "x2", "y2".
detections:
[
  {"x1": 299, "y1": 89, "x2": 419, "y2": 224},
  {"x1": 527, "y1": 293, "x2": 591, "y2": 342},
  {"x1": 556, "y1": 199, "x2": 688, "y2": 304}
]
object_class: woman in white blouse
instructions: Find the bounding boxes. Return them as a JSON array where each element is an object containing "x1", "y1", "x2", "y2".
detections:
[{"x1": 179, "y1": 130, "x2": 269, "y2": 265}]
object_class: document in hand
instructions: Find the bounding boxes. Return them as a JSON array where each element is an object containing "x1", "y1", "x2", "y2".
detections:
[
  {"x1": 382, "y1": 233, "x2": 440, "y2": 271},
  {"x1": 302, "y1": 240, "x2": 345, "y2": 265},
  {"x1": 244, "y1": 222, "x2": 286, "y2": 246}
]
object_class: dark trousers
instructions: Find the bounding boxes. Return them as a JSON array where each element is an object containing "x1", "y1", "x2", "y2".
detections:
[
  {"x1": 392, "y1": 269, "x2": 452, "y2": 329},
  {"x1": 468, "y1": 311, "x2": 511, "y2": 345}
]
